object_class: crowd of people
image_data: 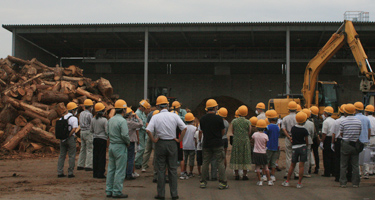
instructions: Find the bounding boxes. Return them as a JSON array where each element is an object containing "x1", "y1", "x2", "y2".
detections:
[{"x1": 56, "y1": 96, "x2": 375, "y2": 199}]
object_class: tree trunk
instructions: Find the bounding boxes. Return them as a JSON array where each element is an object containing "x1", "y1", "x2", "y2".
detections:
[
  {"x1": 29, "y1": 127, "x2": 60, "y2": 148},
  {"x1": 97, "y1": 77, "x2": 113, "y2": 98},
  {"x1": 4, "y1": 96, "x2": 51, "y2": 118},
  {"x1": 2, "y1": 122, "x2": 34, "y2": 150},
  {"x1": 76, "y1": 87, "x2": 102, "y2": 102},
  {"x1": 38, "y1": 91, "x2": 70, "y2": 104},
  {"x1": 7, "y1": 55, "x2": 30, "y2": 65},
  {"x1": 15, "y1": 115, "x2": 28, "y2": 127},
  {"x1": 20, "y1": 110, "x2": 51, "y2": 125},
  {"x1": 0, "y1": 104, "x2": 18, "y2": 125},
  {"x1": 31, "y1": 102, "x2": 50, "y2": 111},
  {"x1": 30, "y1": 58, "x2": 54, "y2": 72}
]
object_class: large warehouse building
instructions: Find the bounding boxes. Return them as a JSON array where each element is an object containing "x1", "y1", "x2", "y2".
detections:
[{"x1": 3, "y1": 21, "x2": 375, "y2": 114}]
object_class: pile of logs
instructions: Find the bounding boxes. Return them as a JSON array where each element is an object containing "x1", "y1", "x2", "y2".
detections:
[{"x1": 0, "y1": 55, "x2": 116, "y2": 154}]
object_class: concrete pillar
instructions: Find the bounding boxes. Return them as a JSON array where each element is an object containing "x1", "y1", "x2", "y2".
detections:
[
  {"x1": 286, "y1": 27, "x2": 290, "y2": 95},
  {"x1": 12, "y1": 29, "x2": 16, "y2": 56},
  {"x1": 144, "y1": 28, "x2": 149, "y2": 100}
]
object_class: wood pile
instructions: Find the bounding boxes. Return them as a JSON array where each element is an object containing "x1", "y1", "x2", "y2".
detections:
[{"x1": 0, "y1": 55, "x2": 117, "y2": 154}]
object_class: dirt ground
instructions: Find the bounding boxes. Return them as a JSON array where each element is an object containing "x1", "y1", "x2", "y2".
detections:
[{"x1": 0, "y1": 138, "x2": 374, "y2": 200}]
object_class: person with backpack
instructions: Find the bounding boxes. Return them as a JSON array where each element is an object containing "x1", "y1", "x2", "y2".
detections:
[
  {"x1": 77, "y1": 99, "x2": 94, "y2": 171},
  {"x1": 57, "y1": 102, "x2": 79, "y2": 178}
]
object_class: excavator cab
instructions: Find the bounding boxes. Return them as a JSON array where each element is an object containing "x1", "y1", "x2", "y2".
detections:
[{"x1": 314, "y1": 81, "x2": 339, "y2": 117}]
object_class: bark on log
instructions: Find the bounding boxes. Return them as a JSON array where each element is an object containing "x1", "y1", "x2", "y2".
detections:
[
  {"x1": 36, "y1": 84, "x2": 51, "y2": 90},
  {"x1": 2, "y1": 122, "x2": 34, "y2": 150},
  {"x1": 76, "y1": 87, "x2": 102, "y2": 102},
  {"x1": 53, "y1": 102, "x2": 67, "y2": 117},
  {"x1": 0, "y1": 130, "x2": 4, "y2": 145},
  {"x1": 17, "y1": 87, "x2": 26, "y2": 96},
  {"x1": 38, "y1": 91, "x2": 70, "y2": 104},
  {"x1": 52, "y1": 81, "x2": 61, "y2": 91},
  {"x1": 7, "y1": 55, "x2": 30, "y2": 65},
  {"x1": 97, "y1": 77, "x2": 113, "y2": 98},
  {"x1": 54, "y1": 67, "x2": 64, "y2": 81},
  {"x1": 31, "y1": 102, "x2": 50, "y2": 111},
  {"x1": 77, "y1": 95, "x2": 87, "y2": 104},
  {"x1": 19, "y1": 140, "x2": 30, "y2": 152},
  {"x1": 4, "y1": 96, "x2": 51, "y2": 118},
  {"x1": 30, "y1": 58, "x2": 54, "y2": 72},
  {"x1": 15, "y1": 115, "x2": 27, "y2": 127},
  {"x1": 0, "y1": 104, "x2": 18, "y2": 125},
  {"x1": 64, "y1": 65, "x2": 83, "y2": 77},
  {"x1": 60, "y1": 81, "x2": 76, "y2": 94},
  {"x1": 61, "y1": 76, "x2": 90, "y2": 82},
  {"x1": 29, "y1": 127, "x2": 60, "y2": 148},
  {"x1": 24, "y1": 88, "x2": 34, "y2": 101},
  {"x1": 20, "y1": 110, "x2": 51, "y2": 125},
  {"x1": 2, "y1": 72, "x2": 54, "y2": 96},
  {"x1": 26, "y1": 142, "x2": 44, "y2": 153}
]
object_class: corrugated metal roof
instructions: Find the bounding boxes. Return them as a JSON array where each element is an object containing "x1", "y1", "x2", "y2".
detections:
[{"x1": 3, "y1": 21, "x2": 375, "y2": 31}]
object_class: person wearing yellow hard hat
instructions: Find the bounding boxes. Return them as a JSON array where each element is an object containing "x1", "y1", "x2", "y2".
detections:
[
  {"x1": 91, "y1": 102, "x2": 108, "y2": 179},
  {"x1": 282, "y1": 112, "x2": 309, "y2": 189},
  {"x1": 281, "y1": 101, "x2": 299, "y2": 179},
  {"x1": 256, "y1": 102, "x2": 266, "y2": 120},
  {"x1": 229, "y1": 105, "x2": 252, "y2": 181},
  {"x1": 264, "y1": 110, "x2": 280, "y2": 183},
  {"x1": 57, "y1": 102, "x2": 79, "y2": 178},
  {"x1": 320, "y1": 106, "x2": 335, "y2": 178},
  {"x1": 364, "y1": 105, "x2": 375, "y2": 159},
  {"x1": 354, "y1": 102, "x2": 372, "y2": 179},
  {"x1": 217, "y1": 107, "x2": 230, "y2": 169},
  {"x1": 199, "y1": 99, "x2": 228, "y2": 189},
  {"x1": 146, "y1": 95, "x2": 187, "y2": 199},
  {"x1": 171, "y1": 101, "x2": 188, "y2": 123},
  {"x1": 300, "y1": 109, "x2": 315, "y2": 178},
  {"x1": 181, "y1": 113, "x2": 198, "y2": 179},
  {"x1": 77, "y1": 99, "x2": 95, "y2": 172},
  {"x1": 106, "y1": 99, "x2": 130, "y2": 198},
  {"x1": 330, "y1": 104, "x2": 348, "y2": 182},
  {"x1": 340, "y1": 103, "x2": 362, "y2": 188},
  {"x1": 309, "y1": 105, "x2": 321, "y2": 174},
  {"x1": 134, "y1": 100, "x2": 150, "y2": 169}
]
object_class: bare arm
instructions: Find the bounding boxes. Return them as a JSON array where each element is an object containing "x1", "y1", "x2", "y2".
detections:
[
  {"x1": 368, "y1": 128, "x2": 371, "y2": 140},
  {"x1": 283, "y1": 128, "x2": 292, "y2": 141},
  {"x1": 146, "y1": 130, "x2": 159, "y2": 143},
  {"x1": 176, "y1": 128, "x2": 187, "y2": 143}
]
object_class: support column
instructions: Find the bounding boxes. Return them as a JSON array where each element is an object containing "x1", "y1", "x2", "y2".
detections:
[
  {"x1": 286, "y1": 27, "x2": 290, "y2": 96},
  {"x1": 12, "y1": 29, "x2": 16, "y2": 56},
  {"x1": 144, "y1": 28, "x2": 149, "y2": 100}
]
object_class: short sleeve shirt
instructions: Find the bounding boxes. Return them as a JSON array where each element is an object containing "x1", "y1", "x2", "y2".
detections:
[
  {"x1": 199, "y1": 113, "x2": 225, "y2": 148},
  {"x1": 266, "y1": 124, "x2": 280, "y2": 151},
  {"x1": 252, "y1": 132, "x2": 269, "y2": 154},
  {"x1": 322, "y1": 117, "x2": 335, "y2": 136},
  {"x1": 367, "y1": 115, "x2": 375, "y2": 136},
  {"x1": 61, "y1": 113, "x2": 78, "y2": 139},
  {"x1": 146, "y1": 109, "x2": 187, "y2": 140},
  {"x1": 291, "y1": 125, "x2": 308, "y2": 148},
  {"x1": 355, "y1": 113, "x2": 371, "y2": 143},
  {"x1": 281, "y1": 112, "x2": 297, "y2": 135}
]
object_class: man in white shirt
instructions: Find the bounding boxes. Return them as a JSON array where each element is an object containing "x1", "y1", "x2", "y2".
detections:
[
  {"x1": 320, "y1": 106, "x2": 336, "y2": 177},
  {"x1": 364, "y1": 105, "x2": 375, "y2": 178},
  {"x1": 256, "y1": 102, "x2": 266, "y2": 120},
  {"x1": 146, "y1": 95, "x2": 187, "y2": 200}
]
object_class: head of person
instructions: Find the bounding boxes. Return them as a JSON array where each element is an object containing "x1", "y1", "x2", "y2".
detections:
[
  {"x1": 250, "y1": 116, "x2": 258, "y2": 127},
  {"x1": 296, "y1": 104, "x2": 302, "y2": 112},
  {"x1": 354, "y1": 102, "x2": 364, "y2": 114},
  {"x1": 256, "y1": 119, "x2": 267, "y2": 132},
  {"x1": 255, "y1": 102, "x2": 266, "y2": 115},
  {"x1": 339, "y1": 104, "x2": 346, "y2": 116},
  {"x1": 323, "y1": 106, "x2": 333, "y2": 119},
  {"x1": 310, "y1": 106, "x2": 319, "y2": 117},
  {"x1": 156, "y1": 95, "x2": 169, "y2": 110},
  {"x1": 266, "y1": 109, "x2": 278, "y2": 124},
  {"x1": 365, "y1": 104, "x2": 374, "y2": 116},
  {"x1": 139, "y1": 99, "x2": 150, "y2": 112},
  {"x1": 344, "y1": 103, "x2": 356, "y2": 116},
  {"x1": 288, "y1": 101, "x2": 297, "y2": 113},
  {"x1": 67, "y1": 102, "x2": 78, "y2": 116},
  {"x1": 185, "y1": 113, "x2": 195, "y2": 124},
  {"x1": 124, "y1": 107, "x2": 133, "y2": 119},
  {"x1": 83, "y1": 99, "x2": 94, "y2": 112},
  {"x1": 114, "y1": 99, "x2": 127, "y2": 116},
  {"x1": 94, "y1": 102, "x2": 106, "y2": 119},
  {"x1": 301, "y1": 108, "x2": 311, "y2": 119},
  {"x1": 238, "y1": 105, "x2": 248, "y2": 117},
  {"x1": 296, "y1": 111, "x2": 307, "y2": 125},
  {"x1": 172, "y1": 101, "x2": 181, "y2": 112},
  {"x1": 205, "y1": 99, "x2": 218, "y2": 113},
  {"x1": 217, "y1": 107, "x2": 228, "y2": 119}
]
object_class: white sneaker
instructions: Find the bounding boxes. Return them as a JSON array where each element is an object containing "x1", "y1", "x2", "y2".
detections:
[
  {"x1": 141, "y1": 168, "x2": 146, "y2": 173},
  {"x1": 268, "y1": 181, "x2": 274, "y2": 186},
  {"x1": 270, "y1": 175, "x2": 276, "y2": 182},
  {"x1": 282, "y1": 181, "x2": 290, "y2": 187},
  {"x1": 132, "y1": 172, "x2": 140, "y2": 177},
  {"x1": 296, "y1": 183, "x2": 303, "y2": 189},
  {"x1": 179, "y1": 173, "x2": 189, "y2": 180},
  {"x1": 256, "y1": 181, "x2": 263, "y2": 186},
  {"x1": 262, "y1": 175, "x2": 267, "y2": 181}
]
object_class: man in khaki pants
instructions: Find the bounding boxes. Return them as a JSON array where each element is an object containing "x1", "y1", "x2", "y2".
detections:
[
  {"x1": 282, "y1": 101, "x2": 298, "y2": 179},
  {"x1": 77, "y1": 99, "x2": 94, "y2": 171}
]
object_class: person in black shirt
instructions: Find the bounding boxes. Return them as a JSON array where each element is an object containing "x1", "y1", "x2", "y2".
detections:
[{"x1": 199, "y1": 99, "x2": 228, "y2": 190}]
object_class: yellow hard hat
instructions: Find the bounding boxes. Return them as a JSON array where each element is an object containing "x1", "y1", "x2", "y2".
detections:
[
  {"x1": 296, "y1": 112, "x2": 307, "y2": 123},
  {"x1": 125, "y1": 107, "x2": 133, "y2": 114},
  {"x1": 206, "y1": 99, "x2": 218, "y2": 109},
  {"x1": 153, "y1": 110, "x2": 160, "y2": 116},
  {"x1": 115, "y1": 99, "x2": 127, "y2": 109},
  {"x1": 265, "y1": 110, "x2": 278, "y2": 119},
  {"x1": 324, "y1": 106, "x2": 334, "y2": 114},
  {"x1": 94, "y1": 102, "x2": 105, "y2": 112},
  {"x1": 250, "y1": 117, "x2": 258, "y2": 126},
  {"x1": 344, "y1": 104, "x2": 356, "y2": 115},
  {"x1": 156, "y1": 95, "x2": 169, "y2": 105},
  {"x1": 256, "y1": 119, "x2": 267, "y2": 128},
  {"x1": 84, "y1": 99, "x2": 94, "y2": 106},
  {"x1": 67, "y1": 102, "x2": 78, "y2": 111},
  {"x1": 185, "y1": 113, "x2": 195, "y2": 122},
  {"x1": 297, "y1": 104, "x2": 302, "y2": 112},
  {"x1": 302, "y1": 108, "x2": 311, "y2": 118},
  {"x1": 265, "y1": 118, "x2": 270, "y2": 125},
  {"x1": 172, "y1": 101, "x2": 181, "y2": 109},
  {"x1": 288, "y1": 101, "x2": 298, "y2": 110},
  {"x1": 310, "y1": 106, "x2": 319, "y2": 115},
  {"x1": 365, "y1": 105, "x2": 374, "y2": 112},
  {"x1": 217, "y1": 107, "x2": 228, "y2": 117},
  {"x1": 354, "y1": 102, "x2": 364, "y2": 111},
  {"x1": 235, "y1": 110, "x2": 239, "y2": 118},
  {"x1": 339, "y1": 104, "x2": 347, "y2": 113},
  {"x1": 139, "y1": 100, "x2": 150, "y2": 109},
  {"x1": 238, "y1": 105, "x2": 248, "y2": 117},
  {"x1": 256, "y1": 102, "x2": 266, "y2": 110}
]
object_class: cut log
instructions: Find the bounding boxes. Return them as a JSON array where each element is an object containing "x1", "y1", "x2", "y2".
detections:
[
  {"x1": 31, "y1": 102, "x2": 50, "y2": 111},
  {"x1": 77, "y1": 95, "x2": 87, "y2": 104},
  {"x1": 21, "y1": 110, "x2": 51, "y2": 125},
  {"x1": 29, "y1": 127, "x2": 60, "y2": 148},
  {"x1": 51, "y1": 81, "x2": 61, "y2": 91},
  {"x1": 97, "y1": 77, "x2": 113, "y2": 98},
  {"x1": 0, "y1": 130, "x2": 6, "y2": 145},
  {"x1": 19, "y1": 140, "x2": 30, "y2": 152},
  {"x1": 36, "y1": 84, "x2": 52, "y2": 90},
  {"x1": 60, "y1": 81, "x2": 76, "y2": 94},
  {"x1": 2, "y1": 72, "x2": 54, "y2": 96},
  {"x1": 38, "y1": 91, "x2": 70, "y2": 104},
  {"x1": 61, "y1": 76, "x2": 89, "y2": 82},
  {"x1": 76, "y1": 87, "x2": 102, "y2": 102},
  {"x1": 49, "y1": 127, "x2": 55, "y2": 134},
  {"x1": 26, "y1": 142, "x2": 44, "y2": 153},
  {"x1": 15, "y1": 115, "x2": 28, "y2": 127},
  {"x1": 64, "y1": 65, "x2": 83, "y2": 77},
  {"x1": 53, "y1": 102, "x2": 67, "y2": 117},
  {"x1": 24, "y1": 88, "x2": 34, "y2": 102},
  {"x1": 7, "y1": 55, "x2": 30, "y2": 65},
  {"x1": 30, "y1": 58, "x2": 54, "y2": 72},
  {"x1": 2, "y1": 122, "x2": 34, "y2": 150},
  {"x1": 4, "y1": 96, "x2": 51, "y2": 118},
  {"x1": 0, "y1": 104, "x2": 18, "y2": 125}
]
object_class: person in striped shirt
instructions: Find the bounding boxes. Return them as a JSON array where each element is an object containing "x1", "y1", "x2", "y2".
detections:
[{"x1": 339, "y1": 104, "x2": 362, "y2": 188}]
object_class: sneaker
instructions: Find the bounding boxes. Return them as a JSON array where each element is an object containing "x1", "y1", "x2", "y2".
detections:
[
  {"x1": 142, "y1": 169, "x2": 146, "y2": 173},
  {"x1": 282, "y1": 181, "x2": 290, "y2": 187},
  {"x1": 340, "y1": 185, "x2": 347, "y2": 188},
  {"x1": 270, "y1": 175, "x2": 276, "y2": 182},
  {"x1": 200, "y1": 181, "x2": 207, "y2": 188},
  {"x1": 188, "y1": 172, "x2": 194, "y2": 178},
  {"x1": 256, "y1": 181, "x2": 263, "y2": 186},
  {"x1": 218, "y1": 182, "x2": 229, "y2": 190},
  {"x1": 303, "y1": 174, "x2": 311, "y2": 178},
  {"x1": 132, "y1": 172, "x2": 140, "y2": 177},
  {"x1": 353, "y1": 185, "x2": 359, "y2": 188},
  {"x1": 268, "y1": 180, "x2": 274, "y2": 186},
  {"x1": 179, "y1": 173, "x2": 189, "y2": 180},
  {"x1": 262, "y1": 175, "x2": 267, "y2": 181},
  {"x1": 296, "y1": 183, "x2": 303, "y2": 189}
]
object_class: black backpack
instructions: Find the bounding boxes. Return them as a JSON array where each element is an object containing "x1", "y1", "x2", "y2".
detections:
[{"x1": 55, "y1": 115, "x2": 73, "y2": 140}]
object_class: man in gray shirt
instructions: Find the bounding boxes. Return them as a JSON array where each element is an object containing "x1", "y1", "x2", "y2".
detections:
[{"x1": 78, "y1": 99, "x2": 94, "y2": 171}]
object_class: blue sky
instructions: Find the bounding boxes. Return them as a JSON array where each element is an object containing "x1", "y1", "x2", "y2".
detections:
[{"x1": 0, "y1": 0, "x2": 373, "y2": 58}]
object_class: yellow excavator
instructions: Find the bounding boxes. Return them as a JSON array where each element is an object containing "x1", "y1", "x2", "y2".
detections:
[{"x1": 269, "y1": 20, "x2": 375, "y2": 118}]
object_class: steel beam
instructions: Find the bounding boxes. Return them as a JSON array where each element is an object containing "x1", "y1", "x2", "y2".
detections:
[
  {"x1": 286, "y1": 27, "x2": 290, "y2": 95},
  {"x1": 144, "y1": 28, "x2": 149, "y2": 100}
]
